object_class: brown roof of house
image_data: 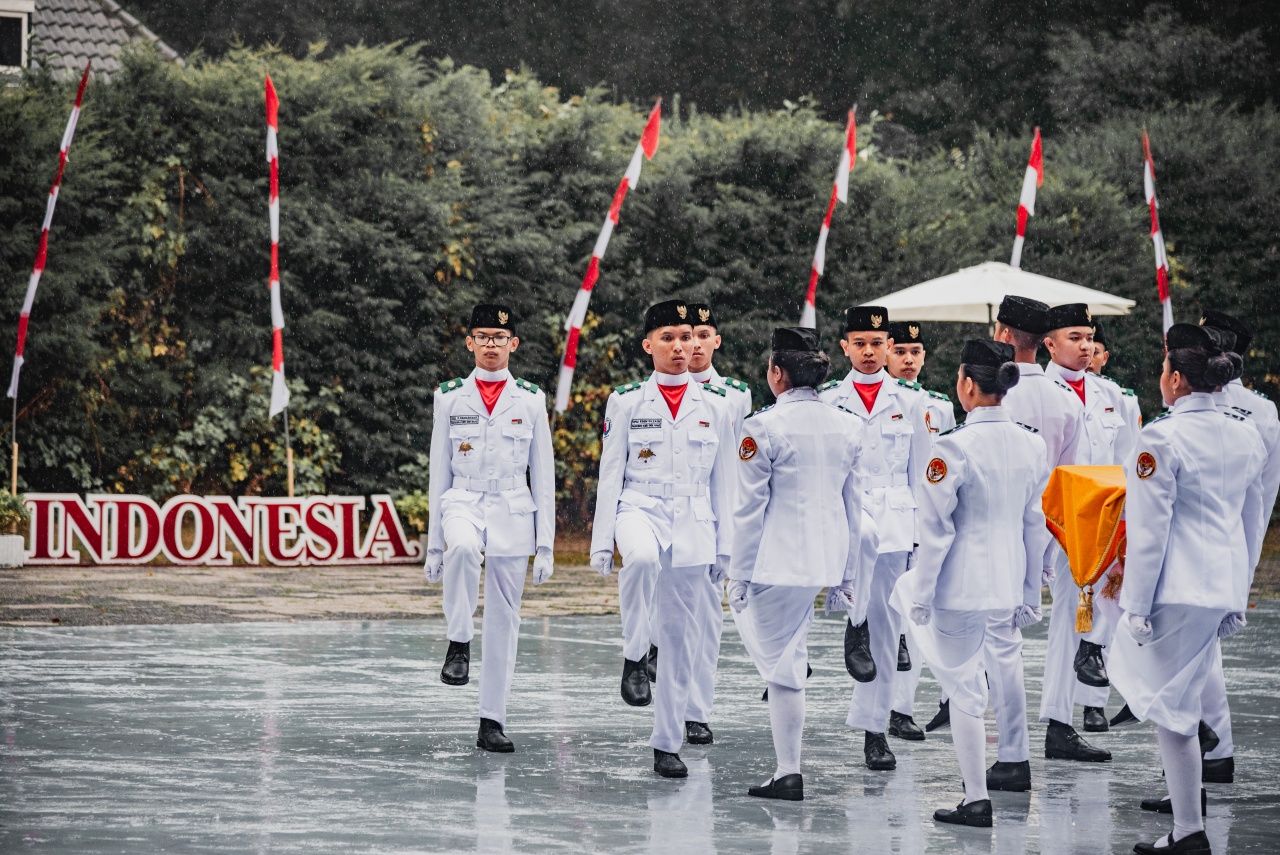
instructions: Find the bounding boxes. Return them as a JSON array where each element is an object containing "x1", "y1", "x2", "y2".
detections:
[{"x1": 32, "y1": 0, "x2": 181, "y2": 80}]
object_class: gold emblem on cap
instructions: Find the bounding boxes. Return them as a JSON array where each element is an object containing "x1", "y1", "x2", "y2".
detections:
[
  {"x1": 871, "y1": 314, "x2": 883, "y2": 329},
  {"x1": 908, "y1": 324, "x2": 920, "y2": 339},
  {"x1": 1200, "y1": 316, "x2": 1207, "y2": 325},
  {"x1": 1084, "y1": 307, "x2": 1092, "y2": 323},
  {"x1": 677, "y1": 305, "x2": 687, "y2": 320},
  {"x1": 698, "y1": 308, "x2": 710, "y2": 323},
  {"x1": 498, "y1": 310, "x2": 509, "y2": 325}
]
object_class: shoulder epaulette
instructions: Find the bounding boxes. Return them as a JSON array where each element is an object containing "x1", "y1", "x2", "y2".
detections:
[
  {"x1": 926, "y1": 389, "x2": 951, "y2": 402},
  {"x1": 1224, "y1": 410, "x2": 1247, "y2": 422},
  {"x1": 1052, "y1": 379, "x2": 1073, "y2": 392},
  {"x1": 702, "y1": 382, "x2": 727, "y2": 397},
  {"x1": 722, "y1": 377, "x2": 749, "y2": 392},
  {"x1": 438, "y1": 377, "x2": 465, "y2": 393},
  {"x1": 817, "y1": 379, "x2": 840, "y2": 392},
  {"x1": 1122, "y1": 387, "x2": 1136, "y2": 397},
  {"x1": 746, "y1": 404, "x2": 774, "y2": 419},
  {"x1": 515, "y1": 377, "x2": 541, "y2": 394},
  {"x1": 836, "y1": 404, "x2": 856, "y2": 414},
  {"x1": 1094, "y1": 373, "x2": 1120, "y2": 386},
  {"x1": 1144, "y1": 412, "x2": 1172, "y2": 427},
  {"x1": 896, "y1": 377, "x2": 922, "y2": 391},
  {"x1": 939, "y1": 424, "x2": 967, "y2": 437},
  {"x1": 1231, "y1": 405, "x2": 1252, "y2": 417},
  {"x1": 1248, "y1": 387, "x2": 1270, "y2": 400},
  {"x1": 1015, "y1": 421, "x2": 1040, "y2": 434},
  {"x1": 614, "y1": 381, "x2": 643, "y2": 395}
]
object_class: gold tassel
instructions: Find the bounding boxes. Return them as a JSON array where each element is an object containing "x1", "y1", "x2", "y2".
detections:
[
  {"x1": 1075, "y1": 586, "x2": 1094, "y2": 633},
  {"x1": 1101, "y1": 567, "x2": 1125, "y2": 601}
]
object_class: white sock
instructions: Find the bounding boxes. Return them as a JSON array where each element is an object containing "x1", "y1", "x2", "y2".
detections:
[
  {"x1": 952, "y1": 707, "x2": 989, "y2": 804},
  {"x1": 767, "y1": 681, "x2": 804, "y2": 781},
  {"x1": 1157, "y1": 725, "x2": 1204, "y2": 841}
]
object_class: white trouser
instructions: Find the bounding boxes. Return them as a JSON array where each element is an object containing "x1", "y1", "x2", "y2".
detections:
[
  {"x1": 441, "y1": 517, "x2": 528, "y2": 726},
  {"x1": 616, "y1": 516, "x2": 663, "y2": 662},
  {"x1": 984, "y1": 610, "x2": 1031, "y2": 763},
  {"x1": 846, "y1": 551, "x2": 909, "y2": 733},
  {"x1": 1040, "y1": 553, "x2": 1091, "y2": 724},
  {"x1": 651, "y1": 560, "x2": 715, "y2": 754},
  {"x1": 685, "y1": 574, "x2": 723, "y2": 723},
  {"x1": 1201, "y1": 641, "x2": 1234, "y2": 760},
  {"x1": 891, "y1": 629, "x2": 922, "y2": 719}
]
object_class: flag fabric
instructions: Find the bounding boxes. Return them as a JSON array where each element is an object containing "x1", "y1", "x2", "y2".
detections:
[
  {"x1": 554, "y1": 101, "x2": 662, "y2": 413},
  {"x1": 1143, "y1": 130, "x2": 1173, "y2": 333},
  {"x1": 1009, "y1": 127, "x2": 1043, "y2": 270},
  {"x1": 800, "y1": 109, "x2": 857, "y2": 328},
  {"x1": 266, "y1": 74, "x2": 290, "y2": 417},
  {"x1": 8, "y1": 63, "x2": 91, "y2": 400}
]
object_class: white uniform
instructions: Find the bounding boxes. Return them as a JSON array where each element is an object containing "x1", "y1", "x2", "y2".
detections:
[
  {"x1": 590, "y1": 372, "x2": 737, "y2": 753},
  {"x1": 819, "y1": 368, "x2": 931, "y2": 735},
  {"x1": 426, "y1": 367, "x2": 555, "y2": 726},
  {"x1": 693, "y1": 365, "x2": 752, "y2": 428}
]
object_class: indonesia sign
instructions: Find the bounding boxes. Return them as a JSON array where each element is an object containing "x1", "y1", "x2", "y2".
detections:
[{"x1": 23, "y1": 494, "x2": 423, "y2": 566}]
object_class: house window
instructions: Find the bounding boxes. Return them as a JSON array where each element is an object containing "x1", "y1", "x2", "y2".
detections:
[{"x1": 0, "y1": 0, "x2": 32, "y2": 73}]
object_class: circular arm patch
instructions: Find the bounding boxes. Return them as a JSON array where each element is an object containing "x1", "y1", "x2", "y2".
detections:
[
  {"x1": 739, "y1": 436, "x2": 758, "y2": 461},
  {"x1": 926, "y1": 457, "x2": 947, "y2": 483},
  {"x1": 1136, "y1": 451, "x2": 1157, "y2": 479}
]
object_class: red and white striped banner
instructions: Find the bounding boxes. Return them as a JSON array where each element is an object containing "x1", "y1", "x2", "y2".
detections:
[
  {"x1": 7, "y1": 63, "x2": 91, "y2": 400},
  {"x1": 554, "y1": 101, "x2": 661, "y2": 413},
  {"x1": 266, "y1": 74, "x2": 290, "y2": 417},
  {"x1": 1009, "y1": 127, "x2": 1043, "y2": 270},
  {"x1": 800, "y1": 109, "x2": 857, "y2": 328},
  {"x1": 1142, "y1": 130, "x2": 1173, "y2": 333}
]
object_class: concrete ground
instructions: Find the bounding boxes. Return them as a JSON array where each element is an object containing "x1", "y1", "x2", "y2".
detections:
[{"x1": 2, "y1": 602, "x2": 1277, "y2": 854}]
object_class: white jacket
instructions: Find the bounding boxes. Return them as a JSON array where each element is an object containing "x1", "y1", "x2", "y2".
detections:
[
  {"x1": 1214, "y1": 378, "x2": 1280, "y2": 522},
  {"x1": 729, "y1": 388, "x2": 866, "y2": 587},
  {"x1": 1001, "y1": 362, "x2": 1083, "y2": 468},
  {"x1": 693, "y1": 365, "x2": 753, "y2": 433},
  {"x1": 427, "y1": 368, "x2": 555, "y2": 557},
  {"x1": 911, "y1": 406, "x2": 1051, "y2": 611},
  {"x1": 1045, "y1": 362, "x2": 1137, "y2": 466},
  {"x1": 1121, "y1": 393, "x2": 1267, "y2": 615}
]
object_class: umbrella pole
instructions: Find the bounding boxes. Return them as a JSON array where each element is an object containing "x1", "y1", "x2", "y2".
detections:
[{"x1": 988, "y1": 303, "x2": 995, "y2": 338}]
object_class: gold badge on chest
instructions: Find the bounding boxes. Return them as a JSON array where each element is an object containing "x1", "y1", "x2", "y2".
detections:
[
  {"x1": 458, "y1": 442, "x2": 473, "y2": 454},
  {"x1": 638, "y1": 446, "x2": 656, "y2": 462}
]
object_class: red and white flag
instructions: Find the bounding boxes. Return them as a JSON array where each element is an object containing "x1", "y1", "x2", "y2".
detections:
[
  {"x1": 800, "y1": 109, "x2": 857, "y2": 328},
  {"x1": 554, "y1": 101, "x2": 661, "y2": 413},
  {"x1": 1009, "y1": 127, "x2": 1043, "y2": 269},
  {"x1": 1143, "y1": 130, "x2": 1173, "y2": 333},
  {"x1": 266, "y1": 74, "x2": 289, "y2": 417},
  {"x1": 8, "y1": 63, "x2": 91, "y2": 400}
]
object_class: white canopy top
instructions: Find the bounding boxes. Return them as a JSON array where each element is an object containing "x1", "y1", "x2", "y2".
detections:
[{"x1": 861, "y1": 261, "x2": 1135, "y2": 324}]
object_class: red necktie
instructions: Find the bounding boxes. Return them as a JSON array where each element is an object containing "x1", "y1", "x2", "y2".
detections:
[
  {"x1": 475, "y1": 379, "x2": 506, "y2": 414},
  {"x1": 658, "y1": 383, "x2": 688, "y2": 419},
  {"x1": 1065, "y1": 377, "x2": 1086, "y2": 404},
  {"x1": 855, "y1": 381, "x2": 882, "y2": 413}
]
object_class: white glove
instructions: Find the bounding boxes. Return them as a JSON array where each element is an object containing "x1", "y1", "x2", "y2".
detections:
[
  {"x1": 709, "y1": 556, "x2": 730, "y2": 585},
  {"x1": 532, "y1": 548, "x2": 554, "y2": 585},
  {"x1": 1012, "y1": 604, "x2": 1042, "y2": 629},
  {"x1": 591, "y1": 550, "x2": 614, "y2": 578},
  {"x1": 727, "y1": 580, "x2": 749, "y2": 613},
  {"x1": 424, "y1": 549, "x2": 444, "y2": 583},
  {"x1": 910, "y1": 602, "x2": 932, "y2": 626},
  {"x1": 1218, "y1": 612, "x2": 1247, "y2": 639},
  {"x1": 824, "y1": 581, "x2": 856, "y2": 615},
  {"x1": 1041, "y1": 564, "x2": 1055, "y2": 585},
  {"x1": 1127, "y1": 612, "x2": 1153, "y2": 644}
]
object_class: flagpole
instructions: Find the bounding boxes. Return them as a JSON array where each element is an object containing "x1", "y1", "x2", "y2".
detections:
[
  {"x1": 10, "y1": 396, "x2": 16, "y2": 495},
  {"x1": 284, "y1": 409, "x2": 294, "y2": 498},
  {"x1": 800, "y1": 108, "x2": 857, "y2": 328},
  {"x1": 1010, "y1": 127, "x2": 1043, "y2": 269}
]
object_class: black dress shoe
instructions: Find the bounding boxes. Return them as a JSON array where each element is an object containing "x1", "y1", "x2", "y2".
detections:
[
  {"x1": 1082, "y1": 706, "x2": 1109, "y2": 733},
  {"x1": 647, "y1": 644, "x2": 658, "y2": 683},
  {"x1": 749, "y1": 773, "x2": 804, "y2": 801},
  {"x1": 1074, "y1": 640, "x2": 1110, "y2": 687},
  {"x1": 897, "y1": 634, "x2": 911, "y2": 671},
  {"x1": 1140, "y1": 788, "x2": 1206, "y2": 816},
  {"x1": 1045, "y1": 719, "x2": 1111, "y2": 762},
  {"x1": 1133, "y1": 830, "x2": 1212, "y2": 854},
  {"x1": 986, "y1": 760, "x2": 1031, "y2": 792},
  {"x1": 1110, "y1": 703, "x2": 1139, "y2": 727},
  {"x1": 844, "y1": 619, "x2": 877, "y2": 683},
  {"x1": 888, "y1": 710, "x2": 925, "y2": 741},
  {"x1": 685, "y1": 721, "x2": 714, "y2": 745},
  {"x1": 762, "y1": 665, "x2": 812, "y2": 701},
  {"x1": 476, "y1": 717, "x2": 514, "y2": 753},
  {"x1": 621, "y1": 657, "x2": 652, "y2": 707},
  {"x1": 925, "y1": 700, "x2": 951, "y2": 732},
  {"x1": 1202, "y1": 756, "x2": 1233, "y2": 783},
  {"x1": 441, "y1": 640, "x2": 470, "y2": 685},
  {"x1": 653, "y1": 748, "x2": 687, "y2": 778},
  {"x1": 864, "y1": 731, "x2": 897, "y2": 770},
  {"x1": 1198, "y1": 720, "x2": 1220, "y2": 755},
  {"x1": 934, "y1": 799, "x2": 993, "y2": 827}
]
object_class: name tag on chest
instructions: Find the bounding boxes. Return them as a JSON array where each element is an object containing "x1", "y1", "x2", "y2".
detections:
[
  {"x1": 450, "y1": 415, "x2": 480, "y2": 426},
  {"x1": 631, "y1": 418, "x2": 663, "y2": 430}
]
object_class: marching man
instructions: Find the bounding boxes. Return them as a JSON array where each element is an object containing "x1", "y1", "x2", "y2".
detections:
[
  {"x1": 591, "y1": 299, "x2": 737, "y2": 777},
  {"x1": 818, "y1": 306, "x2": 931, "y2": 771},
  {"x1": 425, "y1": 304, "x2": 556, "y2": 753}
]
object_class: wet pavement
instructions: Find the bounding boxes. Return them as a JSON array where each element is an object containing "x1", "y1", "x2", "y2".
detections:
[{"x1": 2, "y1": 602, "x2": 1278, "y2": 853}]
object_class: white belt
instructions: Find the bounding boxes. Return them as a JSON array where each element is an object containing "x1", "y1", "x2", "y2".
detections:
[
  {"x1": 864, "y1": 473, "x2": 909, "y2": 489},
  {"x1": 624, "y1": 480, "x2": 708, "y2": 498},
  {"x1": 459, "y1": 476, "x2": 521, "y2": 492}
]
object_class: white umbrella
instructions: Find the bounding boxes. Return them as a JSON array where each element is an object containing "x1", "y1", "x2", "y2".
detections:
[{"x1": 861, "y1": 261, "x2": 1135, "y2": 325}]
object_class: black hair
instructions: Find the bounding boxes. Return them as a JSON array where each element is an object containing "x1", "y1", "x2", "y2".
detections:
[
  {"x1": 1168, "y1": 346, "x2": 1234, "y2": 391},
  {"x1": 961, "y1": 361, "x2": 1021, "y2": 398},
  {"x1": 996, "y1": 323, "x2": 1042, "y2": 353},
  {"x1": 771, "y1": 349, "x2": 830, "y2": 389}
]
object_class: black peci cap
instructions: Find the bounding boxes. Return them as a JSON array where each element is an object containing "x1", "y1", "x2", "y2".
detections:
[
  {"x1": 961, "y1": 339, "x2": 1015, "y2": 368},
  {"x1": 1166, "y1": 323, "x2": 1220, "y2": 353},
  {"x1": 996, "y1": 295, "x2": 1050, "y2": 334},
  {"x1": 1201, "y1": 325, "x2": 1236, "y2": 353},
  {"x1": 1045, "y1": 303, "x2": 1093, "y2": 331},
  {"x1": 1200, "y1": 310, "x2": 1252, "y2": 355},
  {"x1": 1091, "y1": 321, "x2": 1107, "y2": 347},
  {"x1": 686, "y1": 302, "x2": 718, "y2": 328},
  {"x1": 644, "y1": 299, "x2": 695, "y2": 333},
  {"x1": 886, "y1": 321, "x2": 924, "y2": 345},
  {"x1": 470, "y1": 304, "x2": 515, "y2": 333},
  {"x1": 845, "y1": 306, "x2": 890, "y2": 333},
  {"x1": 772, "y1": 326, "x2": 821, "y2": 353}
]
